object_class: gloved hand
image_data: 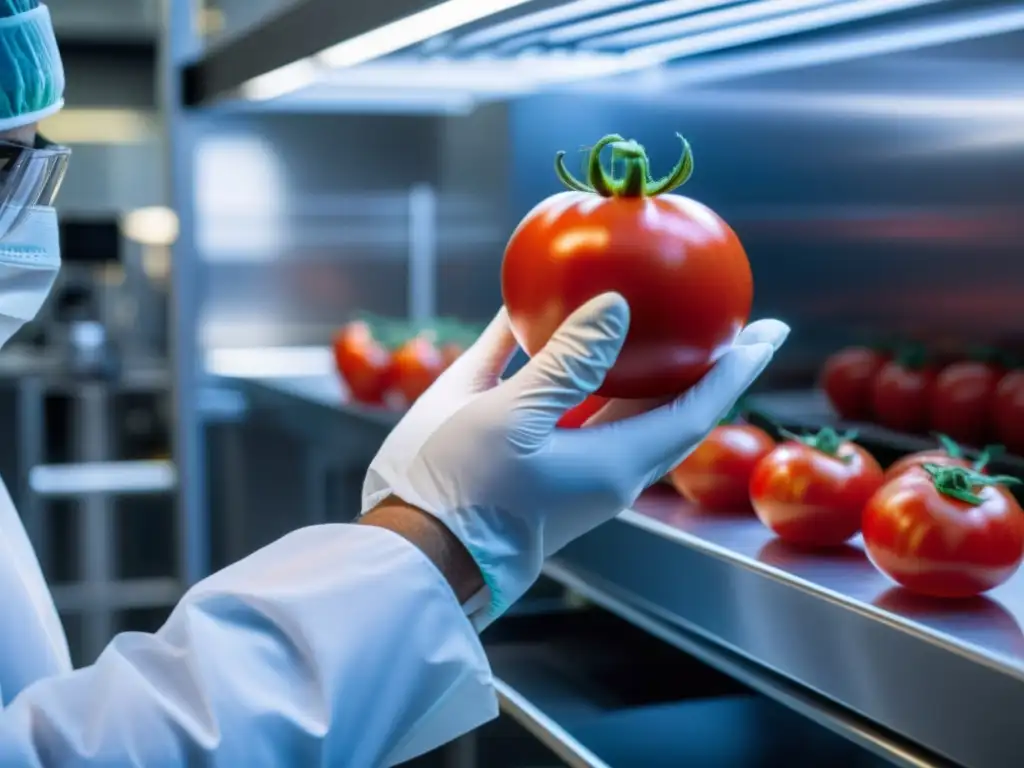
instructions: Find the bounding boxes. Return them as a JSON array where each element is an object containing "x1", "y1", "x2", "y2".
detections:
[{"x1": 363, "y1": 293, "x2": 788, "y2": 630}]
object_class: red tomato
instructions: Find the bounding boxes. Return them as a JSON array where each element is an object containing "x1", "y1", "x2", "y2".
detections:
[
  {"x1": 863, "y1": 464, "x2": 1024, "y2": 598},
  {"x1": 929, "y1": 360, "x2": 1001, "y2": 446},
  {"x1": 557, "y1": 395, "x2": 609, "y2": 429},
  {"x1": 871, "y1": 356, "x2": 937, "y2": 433},
  {"x1": 820, "y1": 347, "x2": 888, "y2": 421},
  {"x1": 884, "y1": 435, "x2": 992, "y2": 481},
  {"x1": 502, "y1": 134, "x2": 752, "y2": 400},
  {"x1": 750, "y1": 428, "x2": 884, "y2": 547},
  {"x1": 670, "y1": 424, "x2": 774, "y2": 512},
  {"x1": 994, "y1": 369, "x2": 1024, "y2": 456},
  {"x1": 332, "y1": 322, "x2": 392, "y2": 405},
  {"x1": 390, "y1": 336, "x2": 445, "y2": 405}
]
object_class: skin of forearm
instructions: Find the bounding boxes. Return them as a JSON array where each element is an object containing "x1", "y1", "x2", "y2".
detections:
[{"x1": 359, "y1": 495, "x2": 485, "y2": 604}]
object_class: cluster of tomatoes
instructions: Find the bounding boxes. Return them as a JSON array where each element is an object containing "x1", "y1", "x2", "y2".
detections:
[
  {"x1": 669, "y1": 423, "x2": 1024, "y2": 599},
  {"x1": 331, "y1": 317, "x2": 479, "y2": 409},
  {"x1": 821, "y1": 345, "x2": 1024, "y2": 455}
]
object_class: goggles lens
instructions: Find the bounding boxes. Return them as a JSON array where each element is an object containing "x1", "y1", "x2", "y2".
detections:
[{"x1": 0, "y1": 135, "x2": 70, "y2": 239}]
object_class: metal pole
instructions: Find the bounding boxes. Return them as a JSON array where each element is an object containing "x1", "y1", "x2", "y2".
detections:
[
  {"x1": 407, "y1": 184, "x2": 437, "y2": 323},
  {"x1": 75, "y1": 384, "x2": 114, "y2": 661},
  {"x1": 160, "y1": 0, "x2": 208, "y2": 586}
]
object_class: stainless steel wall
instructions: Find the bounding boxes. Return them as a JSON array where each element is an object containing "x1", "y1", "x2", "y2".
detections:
[
  {"x1": 510, "y1": 29, "x2": 1024, "y2": 382},
  {"x1": 191, "y1": 105, "x2": 511, "y2": 348}
]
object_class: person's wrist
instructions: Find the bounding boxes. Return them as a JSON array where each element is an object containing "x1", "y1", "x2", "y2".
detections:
[{"x1": 359, "y1": 495, "x2": 485, "y2": 604}]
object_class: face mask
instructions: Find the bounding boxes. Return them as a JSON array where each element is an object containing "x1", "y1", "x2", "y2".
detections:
[{"x1": 0, "y1": 206, "x2": 60, "y2": 349}]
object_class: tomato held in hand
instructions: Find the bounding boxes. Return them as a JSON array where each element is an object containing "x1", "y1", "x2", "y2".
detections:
[
  {"x1": 863, "y1": 464, "x2": 1024, "y2": 598},
  {"x1": 390, "y1": 335, "x2": 445, "y2": 406},
  {"x1": 871, "y1": 349, "x2": 937, "y2": 433},
  {"x1": 884, "y1": 434, "x2": 995, "y2": 481},
  {"x1": 332, "y1": 321, "x2": 393, "y2": 406},
  {"x1": 670, "y1": 424, "x2": 774, "y2": 512},
  {"x1": 750, "y1": 427, "x2": 884, "y2": 547},
  {"x1": 502, "y1": 134, "x2": 752, "y2": 400},
  {"x1": 994, "y1": 368, "x2": 1024, "y2": 456},
  {"x1": 929, "y1": 357, "x2": 1002, "y2": 447},
  {"x1": 820, "y1": 346, "x2": 888, "y2": 421}
]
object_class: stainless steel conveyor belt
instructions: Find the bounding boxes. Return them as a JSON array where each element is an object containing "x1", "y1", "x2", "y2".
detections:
[{"x1": 212, "y1": 366, "x2": 1024, "y2": 768}]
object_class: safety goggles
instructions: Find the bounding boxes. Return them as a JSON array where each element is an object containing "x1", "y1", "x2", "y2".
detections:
[{"x1": 0, "y1": 134, "x2": 70, "y2": 240}]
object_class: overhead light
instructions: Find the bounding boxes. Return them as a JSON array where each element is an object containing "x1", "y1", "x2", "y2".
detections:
[
  {"x1": 624, "y1": 0, "x2": 948, "y2": 69},
  {"x1": 453, "y1": 0, "x2": 643, "y2": 51},
  {"x1": 315, "y1": 0, "x2": 538, "y2": 68},
  {"x1": 120, "y1": 206, "x2": 180, "y2": 247},
  {"x1": 573, "y1": 0, "x2": 847, "y2": 49},
  {"x1": 650, "y1": 3, "x2": 1024, "y2": 89},
  {"x1": 241, "y1": 0, "x2": 540, "y2": 100},
  {"x1": 239, "y1": 0, "x2": 958, "y2": 104}
]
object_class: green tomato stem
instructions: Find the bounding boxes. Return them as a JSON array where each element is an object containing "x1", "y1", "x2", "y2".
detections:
[
  {"x1": 921, "y1": 462, "x2": 1020, "y2": 506},
  {"x1": 554, "y1": 132, "x2": 694, "y2": 198}
]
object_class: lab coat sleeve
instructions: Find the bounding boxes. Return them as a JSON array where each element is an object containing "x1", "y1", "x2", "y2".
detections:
[{"x1": 0, "y1": 524, "x2": 499, "y2": 767}]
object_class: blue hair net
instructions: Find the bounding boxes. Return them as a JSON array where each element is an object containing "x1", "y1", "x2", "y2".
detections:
[{"x1": 0, "y1": 1, "x2": 64, "y2": 132}]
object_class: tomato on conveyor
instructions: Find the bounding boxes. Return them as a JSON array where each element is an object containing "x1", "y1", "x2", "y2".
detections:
[
  {"x1": 332, "y1": 320, "x2": 393, "y2": 406},
  {"x1": 863, "y1": 464, "x2": 1024, "y2": 598},
  {"x1": 994, "y1": 363, "x2": 1024, "y2": 456},
  {"x1": 502, "y1": 133, "x2": 753, "y2": 400},
  {"x1": 928, "y1": 351, "x2": 1002, "y2": 447},
  {"x1": 870, "y1": 346, "x2": 937, "y2": 434},
  {"x1": 670, "y1": 422, "x2": 774, "y2": 512},
  {"x1": 390, "y1": 333, "x2": 446, "y2": 406},
  {"x1": 884, "y1": 434, "x2": 996, "y2": 481},
  {"x1": 820, "y1": 345, "x2": 889, "y2": 421},
  {"x1": 750, "y1": 427, "x2": 884, "y2": 547}
]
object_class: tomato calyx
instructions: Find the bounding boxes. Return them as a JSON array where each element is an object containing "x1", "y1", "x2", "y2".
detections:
[
  {"x1": 781, "y1": 426, "x2": 857, "y2": 462},
  {"x1": 930, "y1": 433, "x2": 1002, "y2": 472},
  {"x1": 554, "y1": 132, "x2": 695, "y2": 199},
  {"x1": 921, "y1": 463, "x2": 1020, "y2": 505}
]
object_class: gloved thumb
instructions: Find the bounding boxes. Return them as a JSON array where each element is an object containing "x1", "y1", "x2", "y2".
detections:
[{"x1": 505, "y1": 292, "x2": 629, "y2": 432}]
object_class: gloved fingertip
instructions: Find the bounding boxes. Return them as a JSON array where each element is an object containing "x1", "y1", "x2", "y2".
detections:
[
  {"x1": 575, "y1": 292, "x2": 630, "y2": 338},
  {"x1": 735, "y1": 319, "x2": 790, "y2": 351}
]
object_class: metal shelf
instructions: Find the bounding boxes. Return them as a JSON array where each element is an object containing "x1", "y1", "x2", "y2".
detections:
[
  {"x1": 179, "y1": 0, "x2": 999, "y2": 108},
  {"x1": 219, "y1": 367, "x2": 1024, "y2": 767}
]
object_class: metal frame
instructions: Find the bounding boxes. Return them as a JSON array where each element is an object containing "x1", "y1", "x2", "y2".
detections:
[
  {"x1": 162, "y1": 0, "x2": 208, "y2": 587},
  {"x1": 181, "y1": 0, "x2": 440, "y2": 106},
  {"x1": 16, "y1": 376, "x2": 181, "y2": 662}
]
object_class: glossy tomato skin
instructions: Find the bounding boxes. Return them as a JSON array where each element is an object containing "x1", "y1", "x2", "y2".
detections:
[
  {"x1": 863, "y1": 467, "x2": 1024, "y2": 598},
  {"x1": 871, "y1": 361, "x2": 937, "y2": 433},
  {"x1": 332, "y1": 322, "x2": 392, "y2": 405},
  {"x1": 502, "y1": 192, "x2": 752, "y2": 400},
  {"x1": 820, "y1": 347, "x2": 888, "y2": 421},
  {"x1": 671, "y1": 424, "x2": 774, "y2": 512},
  {"x1": 994, "y1": 370, "x2": 1024, "y2": 455},
  {"x1": 557, "y1": 395, "x2": 609, "y2": 429},
  {"x1": 750, "y1": 440, "x2": 884, "y2": 547},
  {"x1": 390, "y1": 336, "x2": 445, "y2": 406},
  {"x1": 929, "y1": 361, "x2": 1001, "y2": 447}
]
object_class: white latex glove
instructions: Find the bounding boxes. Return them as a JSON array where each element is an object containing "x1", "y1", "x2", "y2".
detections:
[{"x1": 363, "y1": 293, "x2": 789, "y2": 630}]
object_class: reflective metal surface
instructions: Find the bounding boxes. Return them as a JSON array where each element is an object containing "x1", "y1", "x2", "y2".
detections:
[
  {"x1": 511, "y1": 17, "x2": 1024, "y2": 379},
  {"x1": 223, "y1": 371, "x2": 1024, "y2": 767}
]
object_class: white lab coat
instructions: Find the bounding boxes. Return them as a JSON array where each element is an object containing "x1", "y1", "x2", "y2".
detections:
[{"x1": 0, "y1": 479, "x2": 498, "y2": 766}]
